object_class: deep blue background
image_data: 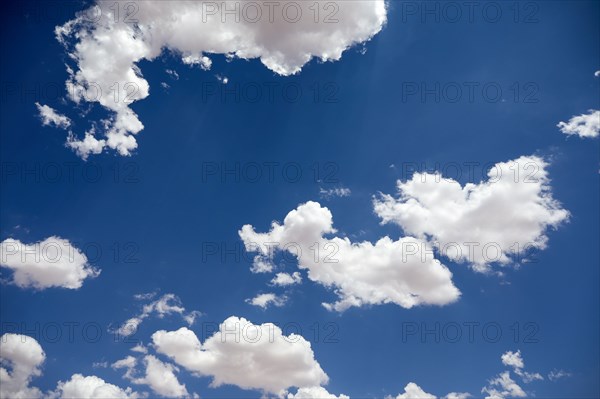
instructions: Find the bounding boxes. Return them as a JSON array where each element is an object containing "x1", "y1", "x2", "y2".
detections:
[{"x1": 1, "y1": 1, "x2": 599, "y2": 397}]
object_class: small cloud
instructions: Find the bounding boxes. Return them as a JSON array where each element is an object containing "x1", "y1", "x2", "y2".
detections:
[
  {"x1": 182, "y1": 54, "x2": 212, "y2": 70},
  {"x1": 134, "y1": 292, "x2": 157, "y2": 301},
  {"x1": 250, "y1": 255, "x2": 274, "y2": 274},
  {"x1": 557, "y1": 109, "x2": 599, "y2": 138},
  {"x1": 319, "y1": 187, "x2": 351, "y2": 199},
  {"x1": 548, "y1": 369, "x2": 572, "y2": 381},
  {"x1": 216, "y1": 74, "x2": 229, "y2": 84},
  {"x1": 165, "y1": 69, "x2": 179, "y2": 80},
  {"x1": 114, "y1": 293, "x2": 201, "y2": 337},
  {"x1": 131, "y1": 343, "x2": 148, "y2": 354},
  {"x1": 66, "y1": 130, "x2": 106, "y2": 160},
  {"x1": 35, "y1": 102, "x2": 71, "y2": 129},
  {"x1": 270, "y1": 272, "x2": 302, "y2": 286},
  {"x1": 246, "y1": 293, "x2": 287, "y2": 309}
]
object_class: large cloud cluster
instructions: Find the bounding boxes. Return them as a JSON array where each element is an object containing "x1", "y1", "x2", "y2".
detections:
[
  {"x1": 51, "y1": 0, "x2": 387, "y2": 158},
  {"x1": 374, "y1": 156, "x2": 569, "y2": 272},
  {"x1": 0, "y1": 237, "x2": 100, "y2": 289},
  {"x1": 240, "y1": 201, "x2": 460, "y2": 311},
  {"x1": 0, "y1": 333, "x2": 142, "y2": 399},
  {"x1": 152, "y1": 316, "x2": 329, "y2": 395}
]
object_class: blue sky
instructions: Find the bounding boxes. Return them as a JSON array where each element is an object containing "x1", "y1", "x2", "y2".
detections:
[{"x1": 1, "y1": 1, "x2": 599, "y2": 398}]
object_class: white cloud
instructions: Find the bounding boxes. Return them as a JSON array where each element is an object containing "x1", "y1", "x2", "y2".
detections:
[
  {"x1": 216, "y1": 75, "x2": 229, "y2": 84},
  {"x1": 134, "y1": 292, "x2": 157, "y2": 301},
  {"x1": 501, "y1": 350, "x2": 543, "y2": 383},
  {"x1": 130, "y1": 356, "x2": 188, "y2": 398},
  {"x1": 482, "y1": 371, "x2": 526, "y2": 399},
  {"x1": 594, "y1": 70, "x2": 600, "y2": 77},
  {"x1": 66, "y1": 130, "x2": 106, "y2": 160},
  {"x1": 182, "y1": 54, "x2": 212, "y2": 70},
  {"x1": 166, "y1": 69, "x2": 179, "y2": 80},
  {"x1": 250, "y1": 255, "x2": 275, "y2": 274},
  {"x1": 54, "y1": 0, "x2": 387, "y2": 158},
  {"x1": 112, "y1": 353, "x2": 188, "y2": 398},
  {"x1": 557, "y1": 109, "x2": 600, "y2": 138},
  {"x1": 482, "y1": 350, "x2": 546, "y2": 399},
  {"x1": 35, "y1": 102, "x2": 71, "y2": 129},
  {"x1": 387, "y1": 383, "x2": 470, "y2": 399},
  {"x1": 152, "y1": 316, "x2": 328, "y2": 395},
  {"x1": 239, "y1": 201, "x2": 460, "y2": 312},
  {"x1": 501, "y1": 351, "x2": 525, "y2": 369},
  {"x1": 112, "y1": 356, "x2": 137, "y2": 370},
  {"x1": 0, "y1": 334, "x2": 142, "y2": 399},
  {"x1": 112, "y1": 356, "x2": 138, "y2": 380},
  {"x1": 548, "y1": 369, "x2": 571, "y2": 381},
  {"x1": 246, "y1": 292, "x2": 287, "y2": 308},
  {"x1": 388, "y1": 351, "x2": 547, "y2": 399},
  {"x1": 271, "y1": 272, "x2": 302, "y2": 286},
  {"x1": 183, "y1": 310, "x2": 202, "y2": 326},
  {"x1": 319, "y1": 187, "x2": 351, "y2": 199},
  {"x1": 54, "y1": 374, "x2": 140, "y2": 399},
  {"x1": 0, "y1": 237, "x2": 100, "y2": 290},
  {"x1": 288, "y1": 386, "x2": 349, "y2": 399},
  {"x1": 374, "y1": 156, "x2": 569, "y2": 273},
  {"x1": 0, "y1": 334, "x2": 45, "y2": 399},
  {"x1": 389, "y1": 383, "x2": 436, "y2": 399},
  {"x1": 443, "y1": 393, "x2": 471, "y2": 399},
  {"x1": 130, "y1": 344, "x2": 148, "y2": 354},
  {"x1": 115, "y1": 293, "x2": 201, "y2": 337}
]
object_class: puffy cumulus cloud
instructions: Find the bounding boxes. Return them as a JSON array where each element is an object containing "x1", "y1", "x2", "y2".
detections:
[
  {"x1": 288, "y1": 386, "x2": 349, "y2": 399},
  {"x1": 54, "y1": 1, "x2": 387, "y2": 158},
  {"x1": 67, "y1": 130, "x2": 106, "y2": 160},
  {"x1": 239, "y1": 201, "x2": 460, "y2": 312},
  {"x1": 386, "y1": 383, "x2": 470, "y2": 399},
  {"x1": 250, "y1": 255, "x2": 276, "y2": 274},
  {"x1": 35, "y1": 102, "x2": 71, "y2": 129},
  {"x1": 501, "y1": 351, "x2": 524, "y2": 369},
  {"x1": 0, "y1": 334, "x2": 141, "y2": 399},
  {"x1": 112, "y1": 353, "x2": 190, "y2": 398},
  {"x1": 112, "y1": 355, "x2": 138, "y2": 380},
  {"x1": 443, "y1": 394, "x2": 471, "y2": 399},
  {"x1": 501, "y1": 351, "x2": 543, "y2": 383},
  {"x1": 388, "y1": 383, "x2": 436, "y2": 399},
  {"x1": 54, "y1": 374, "x2": 141, "y2": 399},
  {"x1": 557, "y1": 109, "x2": 600, "y2": 138},
  {"x1": 0, "y1": 334, "x2": 45, "y2": 399},
  {"x1": 152, "y1": 316, "x2": 328, "y2": 395},
  {"x1": 387, "y1": 351, "x2": 547, "y2": 399},
  {"x1": 134, "y1": 356, "x2": 187, "y2": 398},
  {"x1": 271, "y1": 271, "x2": 302, "y2": 286},
  {"x1": 246, "y1": 292, "x2": 287, "y2": 308},
  {"x1": 374, "y1": 156, "x2": 569, "y2": 273},
  {"x1": 482, "y1": 371, "x2": 526, "y2": 399},
  {"x1": 130, "y1": 343, "x2": 148, "y2": 354},
  {"x1": 115, "y1": 293, "x2": 201, "y2": 337},
  {"x1": 482, "y1": 349, "x2": 545, "y2": 399},
  {"x1": 0, "y1": 237, "x2": 100, "y2": 289}
]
